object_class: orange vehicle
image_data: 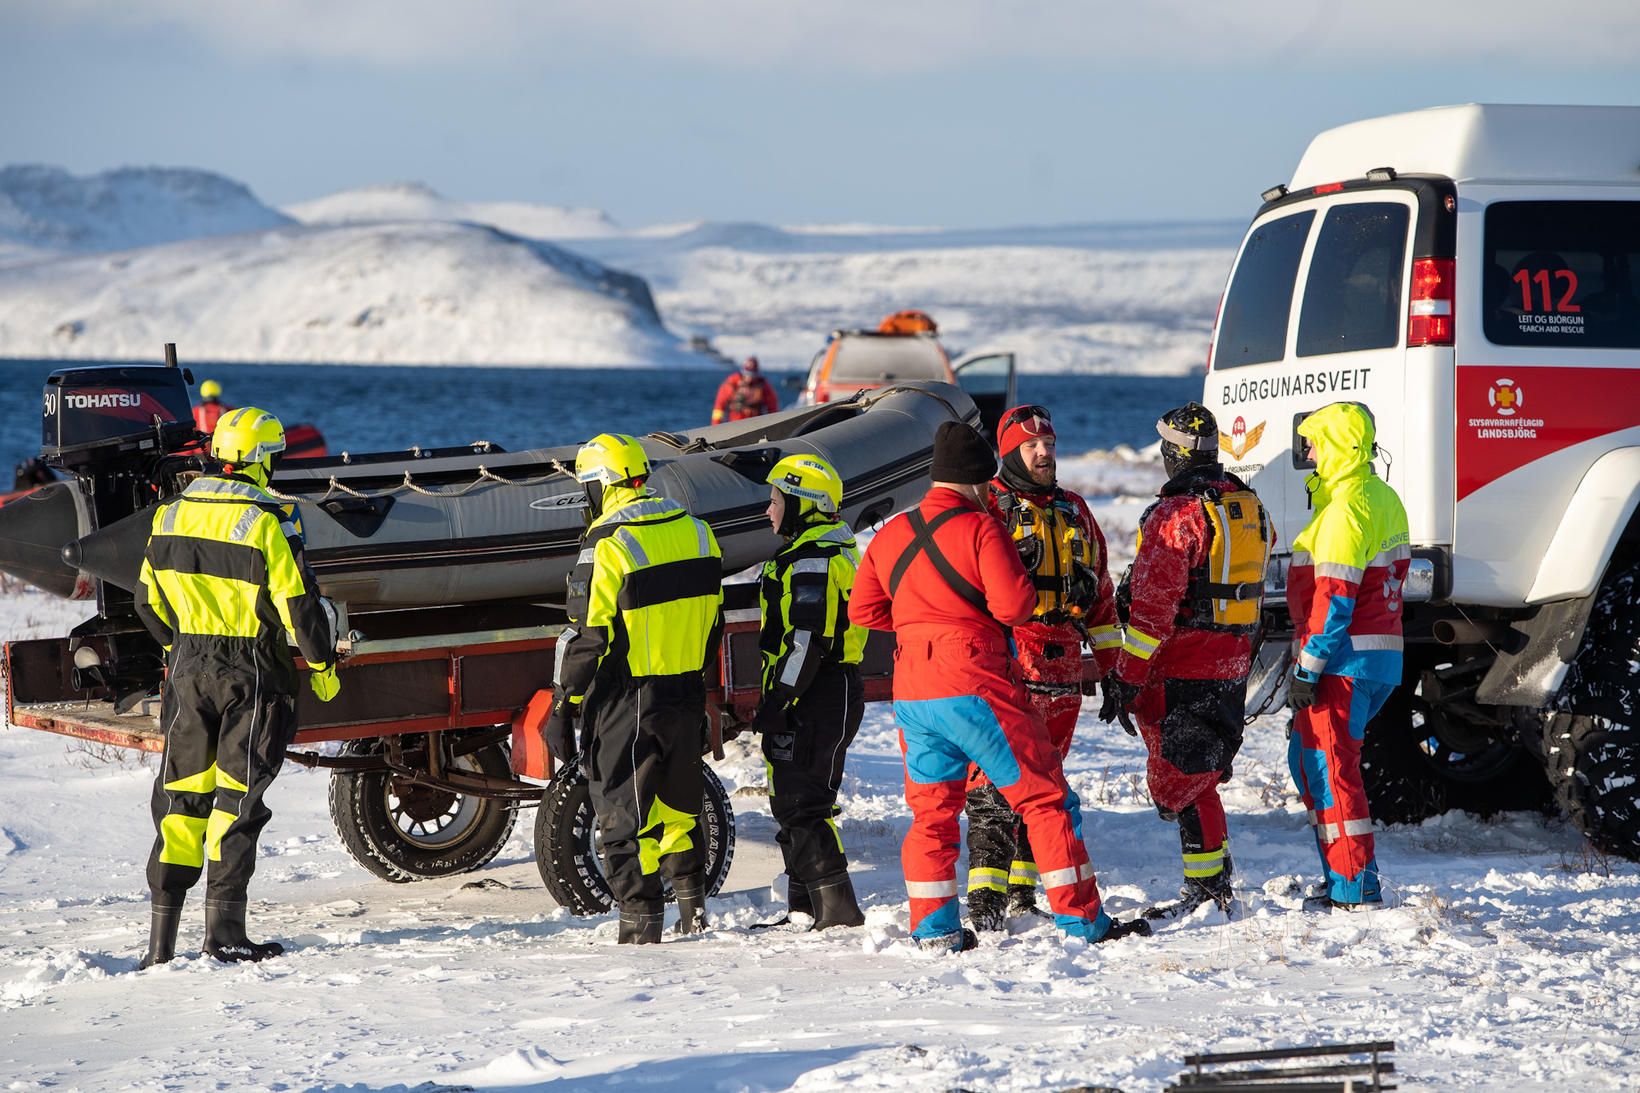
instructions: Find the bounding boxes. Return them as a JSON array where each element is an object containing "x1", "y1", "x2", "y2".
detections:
[{"x1": 799, "y1": 310, "x2": 1019, "y2": 438}]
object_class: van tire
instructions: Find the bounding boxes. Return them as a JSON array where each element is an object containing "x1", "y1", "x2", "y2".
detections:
[
  {"x1": 1544, "y1": 559, "x2": 1640, "y2": 859},
  {"x1": 534, "y1": 761, "x2": 736, "y2": 916}
]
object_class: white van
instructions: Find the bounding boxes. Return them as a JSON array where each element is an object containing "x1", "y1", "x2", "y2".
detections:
[{"x1": 1204, "y1": 104, "x2": 1640, "y2": 856}]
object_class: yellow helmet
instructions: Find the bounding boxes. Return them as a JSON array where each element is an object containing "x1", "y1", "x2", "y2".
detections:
[
  {"x1": 575, "y1": 433, "x2": 650, "y2": 487},
  {"x1": 199, "y1": 379, "x2": 223, "y2": 401},
  {"x1": 211, "y1": 407, "x2": 286, "y2": 468},
  {"x1": 768, "y1": 453, "x2": 843, "y2": 519}
]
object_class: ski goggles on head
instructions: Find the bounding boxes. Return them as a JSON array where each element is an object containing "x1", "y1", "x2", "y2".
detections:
[{"x1": 1001, "y1": 404, "x2": 1053, "y2": 434}]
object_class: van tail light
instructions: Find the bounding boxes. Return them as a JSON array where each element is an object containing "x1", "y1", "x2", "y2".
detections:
[{"x1": 1408, "y1": 257, "x2": 1455, "y2": 347}]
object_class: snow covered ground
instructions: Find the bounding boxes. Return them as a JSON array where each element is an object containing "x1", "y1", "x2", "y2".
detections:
[
  {"x1": 0, "y1": 167, "x2": 1236, "y2": 373},
  {"x1": 3, "y1": 454, "x2": 1637, "y2": 1091}
]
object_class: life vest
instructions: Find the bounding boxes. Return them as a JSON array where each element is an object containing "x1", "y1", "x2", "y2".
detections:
[
  {"x1": 991, "y1": 486, "x2": 1095, "y2": 621},
  {"x1": 1133, "y1": 483, "x2": 1271, "y2": 634},
  {"x1": 877, "y1": 309, "x2": 937, "y2": 335},
  {"x1": 726, "y1": 374, "x2": 767, "y2": 417}
]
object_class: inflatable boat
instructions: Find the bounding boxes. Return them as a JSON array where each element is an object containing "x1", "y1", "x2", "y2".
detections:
[{"x1": 0, "y1": 361, "x2": 978, "y2": 613}]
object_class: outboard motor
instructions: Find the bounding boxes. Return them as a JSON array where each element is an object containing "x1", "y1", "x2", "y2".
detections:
[{"x1": 0, "y1": 350, "x2": 211, "y2": 703}]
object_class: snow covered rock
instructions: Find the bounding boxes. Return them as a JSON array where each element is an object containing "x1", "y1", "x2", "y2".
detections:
[
  {"x1": 0, "y1": 165, "x2": 293, "y2": 255},
  {"x1": 285, "y1": 181, "x2": 621, "y2": 240},
  {"x1": 0, "y1": 219, "x2": 690, "y2": 366}
]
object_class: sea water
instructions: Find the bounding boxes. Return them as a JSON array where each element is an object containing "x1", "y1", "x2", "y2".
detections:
[{"x1": 0, "y1": 360, "x2": 1199, "y2": 477}]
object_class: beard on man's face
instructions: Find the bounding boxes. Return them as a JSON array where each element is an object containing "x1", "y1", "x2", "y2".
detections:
[{"x1": 1027, "y1": 454, "x2": 1055, "y2": 487}]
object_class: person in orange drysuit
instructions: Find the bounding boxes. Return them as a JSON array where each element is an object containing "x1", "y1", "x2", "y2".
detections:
[
  {"x1": 711, "y1": 357, "x2": 779, "y2": 424},
  {"x1": 850, "y1": 420, "x2": 1148, "y2": 952},
  {"x1": 964, "y1": 404, "x2": 1123, "y2": 931}
]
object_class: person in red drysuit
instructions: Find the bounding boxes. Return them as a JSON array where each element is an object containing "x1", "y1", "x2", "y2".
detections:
[
  {"x1": 711, "y1": 357, "x2": 779, "y2": 424},
  {"x1": 964, "y1": 404, "x2": 1123, "y2": 931},
  {"x1": 850, "y1": 420, "x2": 1148, "y2": 951},
  {"x1": 1106, "y1": 403, "x2": 1271, "y2": 921}
]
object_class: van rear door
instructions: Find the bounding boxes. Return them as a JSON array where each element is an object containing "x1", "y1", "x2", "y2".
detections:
[
  {"x1": 1207, "y1": 188, "x2": 1437, "y2": 563},
  {"x1": 952, "y1": 350, "x2": 1017, "y2": 440}
]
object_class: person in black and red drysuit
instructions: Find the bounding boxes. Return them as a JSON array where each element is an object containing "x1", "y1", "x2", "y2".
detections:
[
  {"x1": 1105, "y1": 403, "x2": 1272, "y2": 922},
  {"x1": 711, "y1": 357, "x2": 780, "y2": 423},
  {"x1": 850, "y1": 421, "x2": 1149, "y2": 952},
  {"x1": 963, "y1": 404, "x2": 1123, "y2": 932}
]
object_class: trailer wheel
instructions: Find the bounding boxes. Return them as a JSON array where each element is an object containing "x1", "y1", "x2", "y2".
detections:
[
  {"x1": 1360, "y1": 658, "x2": 1550, "y2": 826},
  {"x1": 1544, "y1": 559, "x2": 1640, "y2": 859},
  {"x1": 328, "y1": 736, "x2": 519, "y2": 883},
  {"x1": 534, "y1": 761, "x2": 736, "y2": 916}
]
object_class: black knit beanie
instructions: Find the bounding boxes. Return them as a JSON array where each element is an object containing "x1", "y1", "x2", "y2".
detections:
[{"x1": 930, "y1": 421, "x2": 997, "y2": 485}]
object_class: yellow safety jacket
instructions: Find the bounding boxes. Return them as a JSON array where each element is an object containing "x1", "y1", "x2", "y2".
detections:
[
  {"x1": 555, "y1": 486, "x2": 725, "y2": 708},
  {"x1": 1128, "y1": 476, "x2": 1271, "y2": 635},
  {"x1": 759, "y1": 520, "x2": 867, "y2": 702},
  {"x1": 990, "y1": 486, "x2": 1097, "y2": 622},
  {"x1": 135, "y1": 474, "x2": 333, "y2": 690}
]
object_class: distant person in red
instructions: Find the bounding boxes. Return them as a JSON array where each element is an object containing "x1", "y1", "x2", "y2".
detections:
[
  {"x1": 849, "y1": 421, "x2": 1148, "y2": 952},
  {"x1": 712, "y1": 358, "x2": 779, "y2": 424},
  {"x1": 193, "y1": 379, "x2": 234, "y2": 434}
]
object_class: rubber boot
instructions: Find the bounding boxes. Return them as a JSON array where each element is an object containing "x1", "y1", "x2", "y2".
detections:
[
  {"x1": 1142, "y1": 871, "x2": 1235, "y2": 922},
  {"x1": 968, "y1": 887, "x2": 1007, "y2": 933},
  {"x1": 1007, "y1": 884, "x2": 1048, "y2": 919},
  {"x1": 788, "y1": 875, "x2": 813, "y2": 918},
  {"x1": 203, "y1": 898, "x2": 285, "y2": 963},
  {"x1": 751, "y1": 875, "x2": 809, "y2": 930},
  {"x1": 917, "y1": 927, "x2": 979, "y2": 953},
  {"x1": 673, "y1": 874, "x2": 709, "y2": 936},
  {"x1": 617, "y1": 900, "x2": 664, "y2": 944},
  {"x1": 1095, "y1": 917, "x2": 1153, "y2": 944},
  {"x1": 140, "y1": 892, "x2": 185, "y2": 969},
  {"x1": 808, "y1": 872, "x2": 865, "y2": 929}
]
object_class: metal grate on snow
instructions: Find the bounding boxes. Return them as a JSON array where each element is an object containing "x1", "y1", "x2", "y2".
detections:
[{"x1": 1165, "y1": 1040, "x2": 1396, "y2": 1092}]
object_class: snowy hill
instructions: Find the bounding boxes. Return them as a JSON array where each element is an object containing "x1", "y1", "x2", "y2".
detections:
[
  {"x1": 0, "y1": 162, "x2": 1242, "y2": 373},
  {"x1": 0, "y1": 220, "x2": 690, "y2": 366},
  {"x1": 0, "y1": 165, "x2": 293, "y2": 256},
  {"x1": 572, "y1": 219, "x2": 1242, "y2": 375},
  {"x1": 286, "y1": 181, "x2": 621, "y2": 240}
]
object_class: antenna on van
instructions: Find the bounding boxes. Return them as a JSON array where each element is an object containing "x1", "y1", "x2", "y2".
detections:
[{"x1": 164, "y1": 343, "x2": 178, "y2": 368}]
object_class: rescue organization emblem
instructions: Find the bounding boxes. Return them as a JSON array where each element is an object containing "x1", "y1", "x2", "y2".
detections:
[
  {"x1": 1218, "y1": 416, "x2": 1266, "y2": 461},
  {"x1": 1487, "y1": 378, "x2": 1522, "y2": 416}
]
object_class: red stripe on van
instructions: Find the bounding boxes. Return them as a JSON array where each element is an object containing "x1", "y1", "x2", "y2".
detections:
[{"x1": 1455, "y1": 365, "x2": 1640, "y2": 500}]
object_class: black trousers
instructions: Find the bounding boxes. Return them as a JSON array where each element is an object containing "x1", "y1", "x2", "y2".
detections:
[
  {"x1": 147, "y1": 658, "x2": 296, "y2": 903},
  {"x1": 585, "y1": 672, "x2": 707, "y2": 905},
  {"x1": 764, "y1": 663, "x2": 863, "y2": 886}
]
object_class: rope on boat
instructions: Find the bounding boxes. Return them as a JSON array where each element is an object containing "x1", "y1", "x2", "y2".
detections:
[{"x1": 264, "y1": 458, "x2": 577, "y2": 504}]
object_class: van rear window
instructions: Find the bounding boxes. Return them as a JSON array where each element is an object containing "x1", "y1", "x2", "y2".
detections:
[
  {"x1": 1298, "y1": 202, "x2": 1409, "y2": 357},
  {"x1": 1484, "y1": 201, "x2": 1640, "y2": 348},
  {"x1": 827, "y1": 336, "x2": 949, "y2": 383},
  {"x1": 1214, "y1": 211, "x2": 1314, "y2": 369}
]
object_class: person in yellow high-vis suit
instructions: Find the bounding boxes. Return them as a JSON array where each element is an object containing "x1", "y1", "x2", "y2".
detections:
[
  {"x1": 135, "y1": 408, "x2": 340, "y2": 967},
  {"x1": 544, "y1": 433, "x2": 725, "y2": 944}
]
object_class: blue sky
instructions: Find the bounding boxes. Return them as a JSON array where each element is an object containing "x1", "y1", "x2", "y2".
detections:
[{"x1": 3, "y1": 1, "x2": 1637, "y2": 229}]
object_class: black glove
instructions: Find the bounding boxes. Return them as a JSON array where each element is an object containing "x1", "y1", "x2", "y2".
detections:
[
  {"x1": 543, "y1": 698, "x2": 578, "y2": 763},
  {"x1": 1099, "y1": 677, "x2": 1140, "y2": 736},
  {"x1": 1288, "y1": 672, "x2": 1318, "y2": 711},
  {"x1": 752, "y1": 699, "x2": 788, "y2": 738}
]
